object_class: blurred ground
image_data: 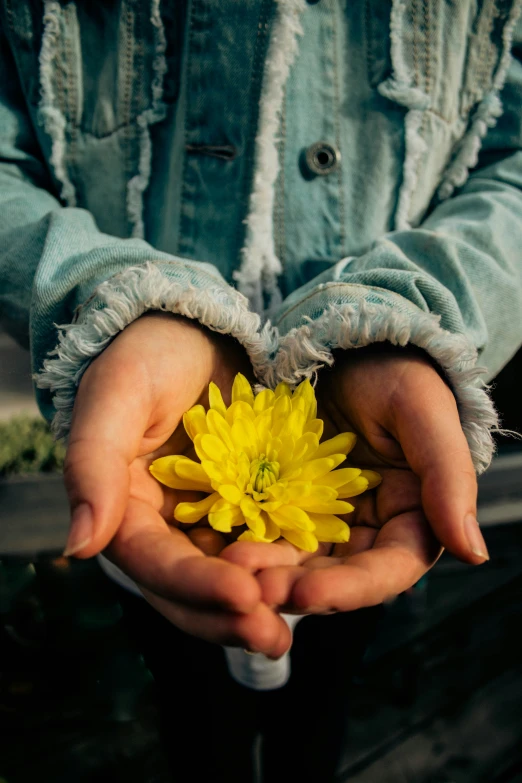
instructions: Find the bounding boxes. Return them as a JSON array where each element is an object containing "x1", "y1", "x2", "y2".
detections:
[
  {"x1": 0, "y1": 522, "x2": 521, "y2": 783},
  {"x1": 0, "y1": 332, "x2": 39, "y2": 421}
]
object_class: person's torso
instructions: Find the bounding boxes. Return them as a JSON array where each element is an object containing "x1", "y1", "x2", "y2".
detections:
[{"x1": 1, "y1": 0, "x2": 517, "y2": 300}]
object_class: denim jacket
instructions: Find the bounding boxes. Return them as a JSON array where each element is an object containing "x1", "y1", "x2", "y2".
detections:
[{"x1": 2, "y1": 0, "x2": 522, "y2": 476}]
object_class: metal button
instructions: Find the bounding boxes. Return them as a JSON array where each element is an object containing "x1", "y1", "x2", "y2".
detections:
[{"x1": 304, "y1": 141, "x2": 340, "y2": 177}]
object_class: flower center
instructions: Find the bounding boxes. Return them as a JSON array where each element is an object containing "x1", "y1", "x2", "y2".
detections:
[{"x1": 250, "y1": 455, "x2": 280, "y2": 494}]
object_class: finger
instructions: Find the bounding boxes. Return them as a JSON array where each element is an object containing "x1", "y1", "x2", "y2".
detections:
[
  {"x1": 63, "y1": 355, "x2": 152, "y2": 559},
  {"x1": 188, "y1": 527, "x2": 227, "y2": 556},
  {"x1": 291, "y1": 510, "x2": 441, "y2": 613},
  {"x1": 108, "y1": 497, "x2": 261, "y2": 614},
  {"x1": 142, "y1": 588, "x2": 292, "y2": 657},
  {"x1": 256, "y1": 565, "x2": 308, "y2": 611},
  {"x1": 333, "y1": 525, "x2": 378, "y2": 557},
  {"x1": 220, "y1": 540, "x2": 326, "y2": 572},
  {"x1": 392, "y1": 371, "x2": 486, "y2": 564}
]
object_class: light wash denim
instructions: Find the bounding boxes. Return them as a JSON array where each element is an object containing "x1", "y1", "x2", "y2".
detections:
[{"x1": 1, "y1": 0, "x2": 522, "y2": 474}]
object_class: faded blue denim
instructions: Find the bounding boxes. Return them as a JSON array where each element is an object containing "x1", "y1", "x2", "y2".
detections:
[{"x1": 0, "y1": 0, "x2": 521, "y2": 473}]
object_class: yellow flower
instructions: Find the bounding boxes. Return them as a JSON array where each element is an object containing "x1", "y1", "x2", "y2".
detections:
[{"x1": 149, "y1": 374, "x2": 380, "y2": 553}]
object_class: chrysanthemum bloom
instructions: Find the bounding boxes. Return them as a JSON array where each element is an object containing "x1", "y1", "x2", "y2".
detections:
[{"x1": 150, "y1": 374, "x2": 380, "y2": 553}]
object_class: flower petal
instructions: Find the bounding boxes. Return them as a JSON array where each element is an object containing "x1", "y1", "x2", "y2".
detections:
[
  {"x1": 269, "y1": 505, "x2": 315, "y2": 532},
  {"x1": 253, "y1": 388, "x2": 275, "y2": 413},
  {"x1": 209, "y1": 500, "x2": 245, "y2": 532},
  {"x1": 232, "y1": 374, "x2": 255, "y2": 407},
  {"x1": 174, "y1": 492, "x2": 220, "y2": 524},
  {"x1": 263, "y1": 514, "x2": 281, "y2": 542},
  {"x1": 254, "y1": 408, "x2": 273, "y2": 446},
  {"x1": 200, "y1": 433, "x2": 230, "y2": 462},
  {"x1": 360, "y1": 470, "x2": 382, "y2": 489},
  {"x1": 266, "y1": 437, "x2": 282, "y2": 462},
  {"x1": 280, "y1": 529, "x2": 318, "y2": 553},
  {"x1": 299, "y1": 455, "x2": 345, "y2": 481},
  {"x1": 289, "y1": 433, "x2": 319, "y2": 465},
  {"x1": 303, "y1": 418, "x2": 324, "y2": 439},
  {"x1": 218, "y1": 484, "x2": 243, "y2": 505},
  {"x1": 226, "y1": 400, "x2": 257, "y2": 425},
  {"x1": 292, "y1": 378, "x2": 317, "y2": 421},
  {"x1": 240, "y1": 495, "x2": 262, "y2": 520},
  {"x1": 174, "y1": 457, "x2": 211, "y2": 485},
  {"x1": 183, "y1": 405, "x2": 208, "y2": 440},
  {"x1": 149, "y1": 456, "x2": 212, "y2": 491},
  {"x1": 336, "y1": 477, "x2": 370, "y2": 498},
  {"x1": 237, "y1": 453, "x2": 251, "y2": 492},
  {"x1": 261, "y1": 499, "x2": 285, "y2": 513},
  {"x1": 208, "y1": 382, "x2": 227, "y2": 417},
  {"x1": 206, "y1": 409, "x2": 234, "y2": 450},
  {"x1": 284, "y1": 481, "x2": 312, "y2": 502},
  {"x1": 245, "y1": 513, "x2": 266, "y2": 538},
  {"x1": 274, "y1": 382, "x2": 291, "y2": 399},
  {"x1": 308, "y1": 514, "x2": 350, "y2": 543},
  {"x1": 237, "y1": 514, "x2": 281, "y2": 544},
  {"x1": 319, "y1": 467, "x2": 362, "y2": 489},
  {"x1": 231, "y1": 417, "x2": 259, "y2": 459},
  {"x1": 314, "y1": 432, "x2": 357, "y2": 459},
  {"x1": 278, "y1": 408, "x2": 306, "y2": 443},
  {"x1": 295, "y1": 485, "x2": 337, "y2": 509},
  {"x1": 237, "y1": 530, "x2": 261, "y2": 542},
  {"x1": 201, "y1": 460, "x2": 226, "y2": 484},
  {"x1": 271, "y1": 395, "x2": 292, "y2": 435},
  {"x1": 299, "y1": 500, "x2": 354, "y2": 515}
]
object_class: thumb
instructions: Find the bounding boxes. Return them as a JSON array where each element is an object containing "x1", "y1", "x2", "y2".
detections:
[
  {"x1": 62, "y1": 360, "x2": 150, "y2": 559},
  {"x1": 393, "y1": 370, "x2": 488, "y2": 565}
]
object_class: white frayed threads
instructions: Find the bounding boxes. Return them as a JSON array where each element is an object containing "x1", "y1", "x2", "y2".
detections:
[
  {"x1": 395, "y1": 109, "x2": 429, "y2": 230},
  {"x1": 38, "y1": 1, "x2": 77, "y2": 206},
  {"x1": 270, "y1": 299, "x2": 498, "y2": 475},
  {"x1": 437, "y1": 94, "x2": 503, "y2": 199},
  {"x1": 35, "y1": 263, "x2": 277, "y2": 439},
  {"x1": 235, "y1": 0, "x2": 306, "y2": 315},
  {"x1": 377, "y1": 0, "x2": 431, "y2": 230},
  {"x1": 127, "y1": 0, "x2": 169, "y2": 239},
  {"x1": 438, "y1": 0, "x2": 522, "y2": 201},
  {"x1": 386, "y1": 0, "x2": 411, "y2": 88}
]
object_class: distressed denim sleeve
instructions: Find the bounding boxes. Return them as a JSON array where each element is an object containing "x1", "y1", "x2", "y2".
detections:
[
  {"x1": 0, "y1": 28, "x2": 270, "y2": 438},
  {"x1": 268, "y1": 29, "x2": 522, "y2": 475}
]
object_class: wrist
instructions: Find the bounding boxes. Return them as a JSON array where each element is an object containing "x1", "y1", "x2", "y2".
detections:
[{"x1": 330, "y1": 341, "x2": 451, "y2": 387}]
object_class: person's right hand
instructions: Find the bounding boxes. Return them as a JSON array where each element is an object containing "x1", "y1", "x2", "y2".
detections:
[{"x1": 62, "y1": 312, "x2": 291, "y2": 657}]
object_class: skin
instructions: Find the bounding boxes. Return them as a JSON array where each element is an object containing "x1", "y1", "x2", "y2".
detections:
[
  {"x1": 64, "y1": 313, "x2": 292, "y2": 658},
  {"x1": 64, "y1": 314, "x2": 488, "y2": 655},
  {"x1": 222, "y1": 345, "x2": 487, "y2": 616}
]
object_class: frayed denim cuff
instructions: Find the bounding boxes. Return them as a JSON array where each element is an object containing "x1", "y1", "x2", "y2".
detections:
[
  {"x1": 268, "y1": 285, "x2": 498, "y2": 475},
  {"x1": 35, "y1": 261, "x2": 276, "y2": 439}
]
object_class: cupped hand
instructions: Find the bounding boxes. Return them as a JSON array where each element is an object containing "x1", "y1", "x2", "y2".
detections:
[
  {"x1": 222, "y1": 345, "x2": 488, "y2": 615},
  {"x1": 62, "y1": 312, "x2": 291, "y2": 656}
]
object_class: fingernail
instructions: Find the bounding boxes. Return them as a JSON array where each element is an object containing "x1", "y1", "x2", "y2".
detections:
[
  {"x1": 63, "y1": 503, "x2": 93, "y2": 557},
  {"x1": 464, "y1": 513, "x2": 489, "y2": 561}
]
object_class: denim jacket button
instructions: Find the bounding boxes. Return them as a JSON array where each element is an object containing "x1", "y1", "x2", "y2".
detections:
[{"x1": 304, "y1": 141, "x2": 340, "y2": 176}]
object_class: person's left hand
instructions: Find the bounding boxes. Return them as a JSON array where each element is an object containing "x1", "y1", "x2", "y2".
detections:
[{"x1": 221, "y1": 345, "x2": 489, "y2": 615}]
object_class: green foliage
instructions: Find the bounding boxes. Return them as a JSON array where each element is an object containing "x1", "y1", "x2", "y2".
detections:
[{"x1": 0, "y1": 415, "x2": 65, "y2": 476}]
